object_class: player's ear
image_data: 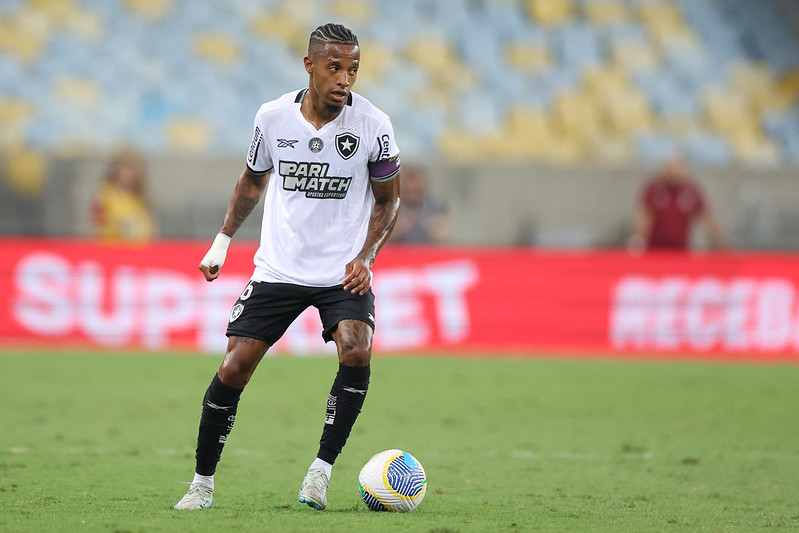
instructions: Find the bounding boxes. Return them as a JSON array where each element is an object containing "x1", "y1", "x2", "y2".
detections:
[{"x1": 304, "y1": 56, "x2": 313, "y2": 74}]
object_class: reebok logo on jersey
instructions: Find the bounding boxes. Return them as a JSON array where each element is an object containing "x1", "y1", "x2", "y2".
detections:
[
  {"x1": 277, "y1": 138, "x2": 298, "y2": 148},
  {"x1": 335, "y1": 132, "x2": 359, "y2": 160},
  {"x1": 279, "y1": 160, "x2": 352, "y2": 199}
]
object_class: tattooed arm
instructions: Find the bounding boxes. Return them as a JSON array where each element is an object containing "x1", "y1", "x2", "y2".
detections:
[
  {"x1": 342, "y1": 175, "x2": 401, "y2": 295},
  {"x1": 199, "y1": 167, "x2": 269, "y2": 281},
  {"x1": 220, "y1": 167, "x2": 270, "y2": 237}
]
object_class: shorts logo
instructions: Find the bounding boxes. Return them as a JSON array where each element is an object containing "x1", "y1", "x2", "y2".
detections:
[
  {"x1": 277, "y1": 138, "x2": 298, "y2": 148},
  {"x1": 229, "y1": 303, "x2": 244, "y2": 323},
  {"x1": 308, "y1": 137, "x2": 324, "y2": 153},
  {"x1": 335, "y1": 132, "x2": 359, "y2": 160}
]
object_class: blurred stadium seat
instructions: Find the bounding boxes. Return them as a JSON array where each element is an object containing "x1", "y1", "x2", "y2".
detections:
[
  {"x1": 0, "y1": 0, "x2": 796, "y2": 167},
  {"x1": 552, "y1": 91, "x2": 602, "y2": 147},
  {"x1": 584, "y1": 0, "x2": 629, "y2": 28},
  {"x1": 164, "y1": 117, "x2": 212, "y2": 153},
  {"x1": 123, "y1": 0, "x2": 173, "y2": 19},
  {"x1": 0, "y1": 97, "x2": 33, "y2": 148},
  {"x1": 525, "y1": 0, "x2": 573, "y2": 29},
  {"x1": 193, "y1": 33, "x2": 242, "y2": 66},
  {"x1": 2, "y1": 146, "x2": 47, "y2": 197}
]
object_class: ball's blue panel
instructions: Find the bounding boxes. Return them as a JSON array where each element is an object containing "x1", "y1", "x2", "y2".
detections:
[
  {"x1": 386, "y1": 453, "x2": 426, "y2": 497},
  {"x1": 359, "y1": 481, "x2": 389, "y2": 512}
]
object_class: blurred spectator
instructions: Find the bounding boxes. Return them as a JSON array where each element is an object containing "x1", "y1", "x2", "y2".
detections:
[
  {"x1": 629, "y1": 156, "x2": 725, "y2": 253},
  {"x1": 91, "y1": 151, "x2": 156, "y2": 243},
  {"x1": 390, "y1": 166, "x2": 449, "y2": 243}
]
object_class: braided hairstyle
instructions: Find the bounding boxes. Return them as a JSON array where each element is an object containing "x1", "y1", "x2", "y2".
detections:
[{"x1": 308, "y1": 23, "x2": 359, "y2": 55}]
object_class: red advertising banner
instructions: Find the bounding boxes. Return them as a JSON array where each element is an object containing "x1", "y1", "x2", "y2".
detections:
[{"x1": 2, "y1": 238, "x2": 799, "y2": 361}]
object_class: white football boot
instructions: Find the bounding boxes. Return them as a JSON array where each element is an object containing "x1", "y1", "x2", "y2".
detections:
[
  {"x1": 298, "y1": 469, "x2": 329, "y2": 510},
  {"x1": 173, "y1": 483, "x2": 214, "y2": 510}
]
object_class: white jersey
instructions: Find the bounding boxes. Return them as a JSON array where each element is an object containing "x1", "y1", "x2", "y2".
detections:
[{"x1": 245, "y1": 89, "x2": 400, "y2": 287}]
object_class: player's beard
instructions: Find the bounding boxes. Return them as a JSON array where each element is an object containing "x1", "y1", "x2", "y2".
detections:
[
  {"x1": 321, "y1": 97, "x2": 345, "y2": 118},
  {"x1": 326, "y1": 90, "x2": 348, "y2": 110}
]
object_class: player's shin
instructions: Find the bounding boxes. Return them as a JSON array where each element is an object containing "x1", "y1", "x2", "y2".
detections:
[
  {"x1": 195, "y1": 374, "x2": 243, "y2": 476},
  {"x1": 317, "y1": 363, "x2": 370, "y2": 464}
]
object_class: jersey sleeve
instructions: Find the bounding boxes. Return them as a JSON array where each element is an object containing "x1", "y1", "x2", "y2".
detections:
[
  {"x1": 245, "y1": 112, "x2": 272, "y2": 174},
  {"x1": 368, "y1": 118, "x2": 400, "y2": 182}
]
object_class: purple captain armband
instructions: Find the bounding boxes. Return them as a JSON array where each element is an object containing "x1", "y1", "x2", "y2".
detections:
[{"x1": 368, "y1": 156, "x2": 401, "y2": 182}]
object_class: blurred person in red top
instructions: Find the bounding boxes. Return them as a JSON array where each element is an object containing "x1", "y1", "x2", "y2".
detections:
[
  {"x1": 628, "y1": 156, "x2": 725, "y2": 253},
  {"x1": 389, "y1": 166, "x2": 449, "y2": 244}
]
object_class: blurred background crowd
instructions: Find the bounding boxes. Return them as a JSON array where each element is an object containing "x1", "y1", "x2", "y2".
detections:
[{"x1": 1, "y1": 0, "x2": 798, "y2": 249}]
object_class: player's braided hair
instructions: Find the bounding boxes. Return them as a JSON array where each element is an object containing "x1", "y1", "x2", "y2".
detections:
[{"x1": 308, "y1": 23, "x2": 359, "y2": 53}]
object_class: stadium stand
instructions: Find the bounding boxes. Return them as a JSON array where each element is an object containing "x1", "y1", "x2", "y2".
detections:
[{"x1": 0, "y1": 0, "x2": 797, "y2": 167}]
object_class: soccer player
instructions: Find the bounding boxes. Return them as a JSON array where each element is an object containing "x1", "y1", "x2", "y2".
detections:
[
  {"x1": 173, "y1": 23, "x2": 401, "y2": 511},
  {"x1": 628, "y1": 155, "x2": 725, "y2": 252}
]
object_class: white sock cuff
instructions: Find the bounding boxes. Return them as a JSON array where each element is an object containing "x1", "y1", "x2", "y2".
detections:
[
  {"x1": 309, "y1": 458, "x2": 333, "y2": 480},
  {"x1": 192, "y1": 472, "x2": 214, "y2": 491}
]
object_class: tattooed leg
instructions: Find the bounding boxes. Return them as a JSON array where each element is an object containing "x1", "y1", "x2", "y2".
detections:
[
  {"x1": 333, "y1": 319, "x2": 373, "y2": 367},
  {"x1": 316, "y1": 320, "x2": 372, "y2": 464}
]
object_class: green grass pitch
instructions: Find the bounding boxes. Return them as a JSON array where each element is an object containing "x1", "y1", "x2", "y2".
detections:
[{"x1": 1, "y1": 351, "x2": 798, "y2": 532}]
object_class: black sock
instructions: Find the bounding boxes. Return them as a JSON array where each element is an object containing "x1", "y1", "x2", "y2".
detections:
[
  {"x1": 317, "y1": 364, "x2": 370, "y2": 464},
  {"x1": 195, "y1": 374, "x2": 243, "y2": 476}
]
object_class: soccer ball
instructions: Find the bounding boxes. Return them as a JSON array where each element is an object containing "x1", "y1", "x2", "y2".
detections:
[{"x1": 358, "y1": 449, "x2": 427, "y2": 512}]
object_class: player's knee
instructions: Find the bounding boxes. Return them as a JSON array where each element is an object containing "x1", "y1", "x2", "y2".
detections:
[
  {"x1": 218, "y1": 358, "x2": 255, "y2": 388},
  {"x1": 339, "y1": 344, "x2": 371, "y2": 367},
  {"x1": 218, "y1": 338, "x2": 268, "y2": 387}
]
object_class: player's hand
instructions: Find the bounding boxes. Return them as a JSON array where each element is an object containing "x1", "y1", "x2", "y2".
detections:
[
  {"x1": 343, "y1": 258, "x2": 373, "y2": 295},
  {"x1": 199, "y1": 233, "x2": 231, "y2": 282},
  {"x1": 199, "y1": 263, "x2": 220, "y2": 282}
]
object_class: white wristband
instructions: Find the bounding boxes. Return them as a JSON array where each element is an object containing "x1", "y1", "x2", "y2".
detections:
[{"x1": 201, "y1": 233, "x2": 231, "y2": 269}]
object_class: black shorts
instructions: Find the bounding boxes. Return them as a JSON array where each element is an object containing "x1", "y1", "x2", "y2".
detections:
[{"x1": 225, "y1": 281, "x2": 376, "y2": 345}]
